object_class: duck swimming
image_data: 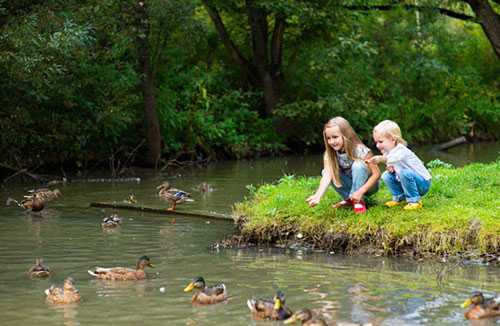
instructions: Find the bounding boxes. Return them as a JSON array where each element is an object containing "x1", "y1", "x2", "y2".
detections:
[
  {"x1": 157, "y1": 182, "x2": 193, "y2": 211},
  {"x1": 88, "y1": 255, "x2": 154, "y2": 281},
  {"x1": 101, "y1": 214, "x2": 122, "y2": 229},
  {"x1": 284, "y1": 309, "x2": 327, "y2": 325},
  {"x1": 247, "y1": 290, "x2": 293, "y2": 320},
  {"x1": 462, "y1": 292, "x2": 500, "y2": 320},
  {"x1": 45, "y1": 277, "x2": 81, "y2": 304},
  {"x1": 28, "y1": 258, "x2": 51, "y2": 278},
  {"x1": 28, "y1": 188, "x2": 62, "y2": 202},
  {"x1": 183, "y1": 276, "x2": 227, "y2": 305}
]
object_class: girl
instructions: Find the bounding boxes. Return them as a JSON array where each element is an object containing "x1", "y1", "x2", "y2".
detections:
[
  {"x1": 367, "y1": 120, "x2": 431, "y2": 210},
  {"x1": 306, "y1": 117, "x2": 380, "y2": 214}
]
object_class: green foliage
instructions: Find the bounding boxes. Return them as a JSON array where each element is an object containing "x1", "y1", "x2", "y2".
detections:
[
  {"x1": 0, "y1": 0, "x2": 498, "y2": 169},
  {"x1": 157, "y1": 68, "x2": 285, "y2": 158},
  {"x1": 234, "y1": 162, "x2": 500, "y2": 255}
]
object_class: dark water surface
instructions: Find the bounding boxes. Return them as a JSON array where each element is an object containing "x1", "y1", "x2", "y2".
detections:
[{"x1": 0, "y1": 143, "x2": 498, "y2": 325}]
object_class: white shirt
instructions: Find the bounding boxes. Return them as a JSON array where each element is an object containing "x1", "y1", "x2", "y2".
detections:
[{"x1": 385, "y1": 144, "x2": 432, "y2": 180}]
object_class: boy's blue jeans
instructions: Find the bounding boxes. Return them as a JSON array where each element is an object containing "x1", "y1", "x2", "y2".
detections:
[
  {"x1": 332, "y1": 160, "x2": 379, "y2": 200},
  {"x1": 382, "y1": 169, "x2": 431, "y2": 203}
]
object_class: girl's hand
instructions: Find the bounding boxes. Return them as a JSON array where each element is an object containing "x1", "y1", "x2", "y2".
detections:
[
  {"x1": 350, "y1": 191, "x2": 363, "y2": 202},
  {"x1": 387, "y1": 165, "x2": 395, "y2": 173},
  {"x1": 306, "y1": 194, "x2": 321, "y2": 207}
]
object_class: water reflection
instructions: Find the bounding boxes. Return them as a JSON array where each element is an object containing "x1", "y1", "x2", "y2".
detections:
[{"x1": 1, "y1": 144, "x2": 499, "y2": 325}]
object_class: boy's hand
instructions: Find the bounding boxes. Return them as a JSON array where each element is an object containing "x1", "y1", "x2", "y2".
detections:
[
  {"x1": 387, "y1": 165, "x2": 395, "y2": 173},
  {"x1": 306, "y1": 194, "x2": 321, "y2": 207},
  {"x1": 365, "y1": 155, "x2": 384, "y2": 164}
]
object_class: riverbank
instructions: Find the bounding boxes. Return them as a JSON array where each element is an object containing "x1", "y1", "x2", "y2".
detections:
[{"x1": 231, "y1": 160, "x2": 500, "y2": 259}]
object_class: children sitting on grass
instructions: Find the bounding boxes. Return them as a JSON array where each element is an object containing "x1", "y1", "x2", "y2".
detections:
[{"x1": 366, "y1": 120, "x2": 432, "y2": 210}]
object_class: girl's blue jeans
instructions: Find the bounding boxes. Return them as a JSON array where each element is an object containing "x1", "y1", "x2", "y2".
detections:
[
  {"x1": 382, "y1": 169, "x2": 431, "y2": 203},
  {"x1": 332, "y1": 160, "x2": 379, "y2": 200}
]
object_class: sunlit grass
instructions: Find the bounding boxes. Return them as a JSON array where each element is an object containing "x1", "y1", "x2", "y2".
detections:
[{"x1": 234, "y1": 161, "x2": 500, "y2": 255}]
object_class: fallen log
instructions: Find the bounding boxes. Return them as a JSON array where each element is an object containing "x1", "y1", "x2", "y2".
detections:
[
  {"x1": 434, "y1": 136, "x2": 467, "y2": 151},
  {"x1": 90, "y1": 202, "x2": 232, "y2": 221}
]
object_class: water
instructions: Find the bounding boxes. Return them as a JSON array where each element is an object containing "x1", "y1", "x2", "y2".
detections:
[{"x1": 0, "y1": 143, "x2": 499, "y2": 325}]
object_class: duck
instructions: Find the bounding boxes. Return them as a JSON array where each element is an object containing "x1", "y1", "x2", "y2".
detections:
[
  {"x1": 21, "y1": 193, "x2": 45, "y2": 212},
  {"x1": 45, "y1": 277, "x2": 81, "y2": 304},
  {"x1": 284, "y1": 309, "x2": 327, "y2": 325},
  {"x1": 157, "y1": 182, "x2": 193, "y2": 211},
  {"x1": 28, "y1": 258, "x2": 51, "y2": 278},
  {"x1": 87, "y1": 255, "x2": 154, "y2": 280},
  {"x1": 247, "y1": 290, "x2": 293, "y2": 320},
  {"x1": 101, "y1": 214, "x2": 122, "y2": 229},
  {"x1": 462, "y1": 291, "x2": 500, "y2": 319},
  {"x1": 28, "y1": 188, "x2": 62, "y2": 202},
  {"x1": 196, "y1": 182, "x2": 215, "y2": 193},
  {"x1": 183, "y1": 276, "x2": 227, "y2": 304},
  {"x1": 124, "y1": 193, "x2": 137, "y2": 204}
]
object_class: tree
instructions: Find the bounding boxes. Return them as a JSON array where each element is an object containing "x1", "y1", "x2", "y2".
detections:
[{"x1": 135, "y1": 0, "x2": 161, "y2": 167}]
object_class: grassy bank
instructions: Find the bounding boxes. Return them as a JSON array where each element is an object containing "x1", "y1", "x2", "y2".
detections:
[{"x1": 233, "y1": 160, "x2": 500, "y2": 256}]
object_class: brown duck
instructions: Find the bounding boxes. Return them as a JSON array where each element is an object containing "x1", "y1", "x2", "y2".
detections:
[
  {"x1": 28, "y1": 258, "x2": 51, "y2": 278},
  {"x1": 45, "y1": 277, "x2": 81, "y2": 304},
  {"x1": 284, "y1": 309, "x2": 328, "y2": 325},
  {"x1": 157, "y1": 182, "x2": 193, "y2": 211},
  {"x1": 87, "y1": 256, "x2": 154, "y2": 280}
]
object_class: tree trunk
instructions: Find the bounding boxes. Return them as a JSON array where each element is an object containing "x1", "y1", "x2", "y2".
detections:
[
  {"x1": 202, "y1": 0, "x2": 285, "y2": 117},
  {"x1": 137, "y1": 0, "x2": 161, "y2": 167},
  {"x1": 465, "y1": 0, "x2": 500, "y2": 58}
]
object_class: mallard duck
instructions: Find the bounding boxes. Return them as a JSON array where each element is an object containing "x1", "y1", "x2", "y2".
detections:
[
  {"x1": 284, "y1": 309, "x2": 327, "y2": 325},
  {"x1": 45, "y1": 277, "x2": 81, "y2": 304},
  {"x1": 183, "y1": 276, "x2": 227, "y2": 304},
  {"x1": 462, "y1": 292, "x2": 500, "y2": 319},
  {"x1": 28, "y1": 188, "x2": 62, "y2": 202},
  {"x1": 157, "y1": 182, "x2": 193, "y2": 211},
  {"x1": 101, "y1": 214, "x2": 122, "y2": 229},
  {"x1": 196, "y1": 182, "x2": 215, "y2": 193},
  {"x1": 28, "y1": 258, "x2": 51, "y2": 278},
  {"x1": 21, "y1": 193, "x2": 45, "y2": 212},
  {"x1": 124, "y1": 193, "x2": 137, "y2": 204},
  {"x1": 247, "y1": 290, "x2": 293, "y2": 320},
  {"x1": 87, "y1": 255, "x2": 154, "y2": 281}
]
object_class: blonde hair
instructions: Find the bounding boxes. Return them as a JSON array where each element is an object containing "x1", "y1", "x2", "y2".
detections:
[
  {"x1": 373, "y1": 120, "x2": 407, "y2": 146},
  {"x1": 323, "y1": 117, "x2": 363, "y2": 187}
]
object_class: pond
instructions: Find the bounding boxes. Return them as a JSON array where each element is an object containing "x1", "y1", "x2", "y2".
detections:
[{"x1": 0, "y1": 142, "x2": 499, "y2": 325}]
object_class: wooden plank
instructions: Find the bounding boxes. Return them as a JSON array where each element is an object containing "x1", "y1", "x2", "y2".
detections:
[{"x1": 89, "y1": 202, "x2": 233, "y2": 221}]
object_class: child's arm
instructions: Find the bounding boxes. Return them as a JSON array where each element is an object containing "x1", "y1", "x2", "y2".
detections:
[
  {"x1": 306, "y1": 169, "x2": 332, "y2": 207},
  {"x1": 365, "y1": 155, "x2": 386, "y2": 164},
  {"x1": 351, "y1": 154, "x2": 381, "y2": 202}
]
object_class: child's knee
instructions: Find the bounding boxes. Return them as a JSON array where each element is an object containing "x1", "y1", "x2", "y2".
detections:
[
  {"x1": 382, "y1": 171, "x2": 394, "y2": 182},
  {"x1": 398, "y1": 169, "x2": 413, "y2": 180}
]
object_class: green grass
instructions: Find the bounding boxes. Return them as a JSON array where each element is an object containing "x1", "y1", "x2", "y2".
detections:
[{"x1": 233, "y1": 161, "x2": 500, "y2": 255}]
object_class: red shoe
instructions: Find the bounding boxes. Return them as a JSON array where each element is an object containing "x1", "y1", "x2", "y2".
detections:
[
  {"x1": 353, "y1": 200, "x2": 366, "y2": 214},
  {"x1": 332, "y1": 198, "x2": 353, "y2": 209}
]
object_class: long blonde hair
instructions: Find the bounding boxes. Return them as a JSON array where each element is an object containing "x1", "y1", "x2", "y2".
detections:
[
  {"x1": 373, "y1": 120, "x2": 407, "y2": 146},
  {"x1": 323, "y1": 117, "x2": 363, "y2": 187}
]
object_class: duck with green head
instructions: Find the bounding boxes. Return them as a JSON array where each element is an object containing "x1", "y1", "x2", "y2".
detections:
[
  {"x1": 183, "y1": 276, "x2": 227, "y2": 304},
  {"x1": 462, "y1": 292, "x2": 500, "y2": 320},
  {"x1": 247, "y1": 290, "x2": 293, "y2": 320}
]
